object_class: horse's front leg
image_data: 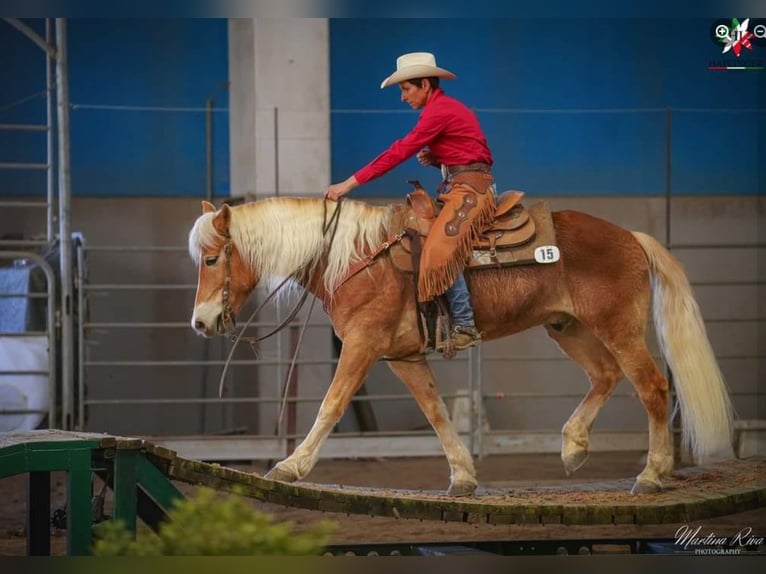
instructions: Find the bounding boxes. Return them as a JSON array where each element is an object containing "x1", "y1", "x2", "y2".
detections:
[
  {"x1": 264, "y1": 336, "x2": 379, "y2": 483},
  {"x1": 387, "y1": 358, "x2": 478, "y2": 496}
]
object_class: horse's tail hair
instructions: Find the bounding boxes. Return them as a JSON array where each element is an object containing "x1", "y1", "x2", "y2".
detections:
[{"x1": 632, "y1": 231, "x2": 735, "y2": 463}]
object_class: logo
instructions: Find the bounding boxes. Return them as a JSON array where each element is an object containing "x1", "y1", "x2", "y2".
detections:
[
  {"x1": 673, "y1": 525, "x2": 765, "y2": 555},
  {"x1": 708, "y1": 18, "x2": 765, "y2": 70},
  {"x1": 714, "y1": 18, "x2": 763, "y2": 56}
]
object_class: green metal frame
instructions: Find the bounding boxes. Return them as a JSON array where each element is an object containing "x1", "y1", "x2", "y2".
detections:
[
  {"x1": 0, "y1": 438, "x2": 97, "y2": 555},
  {"x1": 0, "y1": 432, "x2": 185, "y2": 556}
]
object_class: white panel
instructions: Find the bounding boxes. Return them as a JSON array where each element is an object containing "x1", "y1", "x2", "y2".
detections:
[{"x1": 0, "y1": 336, "x2": 49, "y2": 432}]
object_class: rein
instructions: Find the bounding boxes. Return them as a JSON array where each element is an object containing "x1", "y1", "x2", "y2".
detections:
[{"x1": 217, "y1": 199, "x2": 344, "y2": 400}]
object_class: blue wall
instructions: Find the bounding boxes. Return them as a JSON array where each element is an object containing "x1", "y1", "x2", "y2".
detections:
[
  {"x1": 2, "y1": 19, "x2": 762, "y2": 199},
  {"x1": 330, "y1": 19, "x2": 764, "y2": 197},
  {"x1": 0, "y1": 19, "x2": 229, "y2": 197}
]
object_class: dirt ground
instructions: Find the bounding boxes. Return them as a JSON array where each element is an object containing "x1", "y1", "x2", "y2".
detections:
[{"x1": 2, "y1": 451, "x2": 765, "y2": 555}]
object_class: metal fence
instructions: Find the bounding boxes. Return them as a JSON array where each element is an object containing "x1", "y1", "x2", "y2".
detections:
[{"x1": 0, "y1": 19, "x2": 64, "y2": 430}]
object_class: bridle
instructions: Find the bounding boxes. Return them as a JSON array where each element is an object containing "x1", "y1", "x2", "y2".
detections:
[{"x1": 219, "y1": 231, "x2": 235, "y2": 333}]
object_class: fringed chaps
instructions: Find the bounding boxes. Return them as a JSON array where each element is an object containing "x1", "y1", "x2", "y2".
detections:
[{"x1": 417, "y1": 171, "x2": 496, "y2": 302}]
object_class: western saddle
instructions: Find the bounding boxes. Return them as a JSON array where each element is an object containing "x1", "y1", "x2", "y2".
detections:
[{"x1": 389, "y1": 182, "x2": 541, "y2": 272}]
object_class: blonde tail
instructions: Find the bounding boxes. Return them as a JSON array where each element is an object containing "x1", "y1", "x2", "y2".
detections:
[{"x1": 632, "y1": 231, "x2": 735, "y2": 463}]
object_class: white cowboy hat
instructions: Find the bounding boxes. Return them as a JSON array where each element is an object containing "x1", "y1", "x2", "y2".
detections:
[{"x1": 379, "y1": 52, "x2": 456, "y2": 89}]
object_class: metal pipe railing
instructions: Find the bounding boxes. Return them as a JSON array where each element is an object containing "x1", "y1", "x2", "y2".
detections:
[
  {"x1": 55, "y1": 18, "x2": 75, "y2": 431},
  {"x1": 0, "y1": 18, "x2": 61, "y2": 430},
  {"x1": 75, "y1": 236, "x2": 762, "y2": 461},
  {"x1": 0, "y1": 124, "x2": 49, "y2": 131}
]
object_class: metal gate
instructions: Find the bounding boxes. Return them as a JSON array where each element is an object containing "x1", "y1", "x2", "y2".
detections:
[{"x1": 0, "y1": 18, "x2": 77, "y2": 431}]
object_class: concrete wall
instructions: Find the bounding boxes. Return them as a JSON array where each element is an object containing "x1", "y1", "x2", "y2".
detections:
[{"x1": 1, "y1": 194, "x2": 762, "y2": 440}]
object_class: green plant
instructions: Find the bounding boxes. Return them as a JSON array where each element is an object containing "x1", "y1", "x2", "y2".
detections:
[{"x1": 92, "y1": 487, "x2": 336, "y2": 556}]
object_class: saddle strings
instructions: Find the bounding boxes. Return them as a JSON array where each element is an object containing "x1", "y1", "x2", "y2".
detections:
[{"x1": 217, "y1": 199, "x2": 344, "y2": 407}]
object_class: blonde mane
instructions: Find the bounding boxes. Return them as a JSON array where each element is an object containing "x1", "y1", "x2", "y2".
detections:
[{"x1": 189, "y1": 197, "x2": 392, "y2": 294}]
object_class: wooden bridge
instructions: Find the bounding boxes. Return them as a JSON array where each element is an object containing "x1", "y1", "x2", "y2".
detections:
[{"x1": 2, "y1": 429, "x2": 764, "y2": 555}]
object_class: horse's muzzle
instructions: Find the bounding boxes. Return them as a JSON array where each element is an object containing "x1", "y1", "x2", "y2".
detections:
[
  {"x1": 192, "y1": 303, "x2": 236, "y2": 337},
  {"x1": 192, "y1": 314, "x2": 227, "y2": 338},
  {"x1": 192, "y1": 317, "x2": 217, "y2": 338}
]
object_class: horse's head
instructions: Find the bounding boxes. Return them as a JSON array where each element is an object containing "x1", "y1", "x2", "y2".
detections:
[{"x1": 189, "y1": 201, "x2": 258, "y2": 337}]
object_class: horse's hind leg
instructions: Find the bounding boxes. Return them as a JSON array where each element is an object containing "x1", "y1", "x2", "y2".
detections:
[
  {"x1": 545, "y1": 320, "x2": 624, "y2": 476},
  {"x1": 264, "y1": 337, "x2": 379, "y2": 483},
  {"x1": 387, "y1": 358, "x2": 478, "y2": 497},
  {"x1": 549, "y1": 319, "x2": 673, "y2": 492},
  {"x1": 603, "y1": 336, "x2": 674, "y2": 493}
]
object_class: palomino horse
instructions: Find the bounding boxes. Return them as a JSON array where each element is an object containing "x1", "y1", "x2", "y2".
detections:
[{"x1": 189, "y1": 196, "x2": 734, "y2": 496}]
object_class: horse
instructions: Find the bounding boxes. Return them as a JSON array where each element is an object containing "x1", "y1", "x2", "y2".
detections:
[{"x1": 188, "y1": 195, "x2": 735, "y2": 496}]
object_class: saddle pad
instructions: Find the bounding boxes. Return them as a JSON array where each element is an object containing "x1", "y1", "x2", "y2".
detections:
[{"x1": 468, "y1": 201, "x2": 557, "y2": 270}]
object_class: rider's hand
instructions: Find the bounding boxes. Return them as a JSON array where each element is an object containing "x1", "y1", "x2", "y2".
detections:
[
  {"x1": 325, "y1": 175, "x2": 359, "y2": 201},
  {"x1": 325, "y1": 182, "x2": 350, "y2": 201},
  {"x1": 417, "y1": 148, "x2": 437, "y2": 167}
]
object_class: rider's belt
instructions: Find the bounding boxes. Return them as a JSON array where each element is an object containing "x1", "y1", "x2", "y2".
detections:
[{"x1": 445, "y1": 162, "x2": 492, "y2": 175}]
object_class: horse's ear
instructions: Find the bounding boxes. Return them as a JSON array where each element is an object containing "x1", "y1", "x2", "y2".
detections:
[
  {"x1": 201, "y1": 200, "x2": 216, "y2": 213},
  {"x1": 212, "y1": 203, "x2": 231, "y2": 236}
]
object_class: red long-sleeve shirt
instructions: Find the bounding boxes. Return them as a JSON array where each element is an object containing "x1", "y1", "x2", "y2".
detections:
[{"x1": 354, "y1": 88, "x2": 493, "y2": 185}]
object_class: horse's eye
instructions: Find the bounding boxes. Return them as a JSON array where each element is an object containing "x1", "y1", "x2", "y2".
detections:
[{"x1": 204, "y1": 256, "x2": 219, "y2": 267}]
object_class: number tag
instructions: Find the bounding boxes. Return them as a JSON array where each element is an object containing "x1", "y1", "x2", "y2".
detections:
[{"x1": 534, "y1": 245, "x2": 560, "y2": 264}]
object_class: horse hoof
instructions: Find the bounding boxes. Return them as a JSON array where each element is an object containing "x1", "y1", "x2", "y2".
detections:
[
  {"x1": 562, "y1": 450, "x2": 589, "y2": 476},
  {"x1": 264, "y1": 465, "x2": 298, "y2": 483},
  {"x1": 631, "y1": 479, "x2": 662, "y2": 494},
  {"x1": 447, "y1": 481, "x2": 477, "y2": 497}
]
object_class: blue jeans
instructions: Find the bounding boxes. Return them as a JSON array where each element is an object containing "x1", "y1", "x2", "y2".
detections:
[{"x1": 445, "y1": 272, "x2": 475, "y2": 327}]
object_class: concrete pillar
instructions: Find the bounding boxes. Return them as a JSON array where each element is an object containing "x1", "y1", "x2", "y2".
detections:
[
  {"x1": 228, "y1": 18, "x2": 330, "y2": 198},
  {"x1": 227, "y1": 19, "x2": 256, "y2": 198},
  {"x1": 226, "y1": 19, "x2": 333, "y2": 437}
]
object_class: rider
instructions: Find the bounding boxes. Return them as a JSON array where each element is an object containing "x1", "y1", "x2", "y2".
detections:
[{"x1": 325, "y1": 52, "x2": 497, "y2": 350}]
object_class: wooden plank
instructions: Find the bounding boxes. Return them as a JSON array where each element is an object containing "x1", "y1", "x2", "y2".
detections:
[
  {"x1": 0, "y1": 429, "x2": 108, "y2": 448},
  {"x1": 114, "y1": 437, "x2": 145, "y2": 450},
  {"x1": 157, "y1": 454, "x2": 766, "y2": 525},
  {"x1": 144, "y1": 442, "x2": 177, "y2": 461},
  {"x1": 9, "y1": 432, "x2": 754, "y2": 527}
]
